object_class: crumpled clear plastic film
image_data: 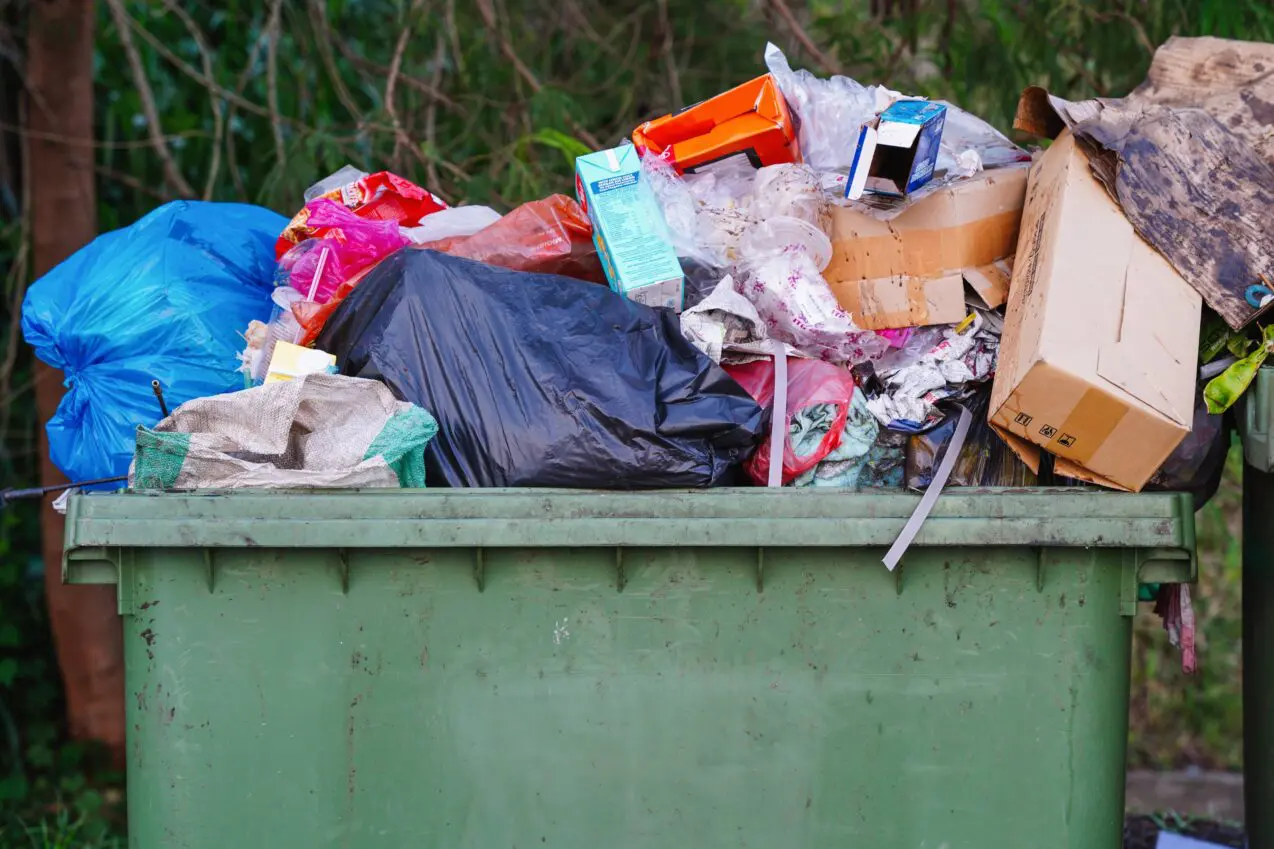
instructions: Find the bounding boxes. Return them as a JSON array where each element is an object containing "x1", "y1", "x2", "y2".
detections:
[
  {"x1": 736, "y1": 216, "x2": 887, "y2": 364},
  {"x1": 646, "y1": 155, "x2": 886, "y2": 365},
  {"x1": 641, "y1": 153, "x2": 756, "y2": 270},
  {"x1": 763, "y1": 43, "x2": 893, "y2": 172},
  {"x1": 763, "y1": 43, "x2": 1027, "y2": 178}
]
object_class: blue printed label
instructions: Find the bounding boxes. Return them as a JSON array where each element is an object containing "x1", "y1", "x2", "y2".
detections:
[{"x1": 592, "y1": 173, "x2": 638, "y2": 194}]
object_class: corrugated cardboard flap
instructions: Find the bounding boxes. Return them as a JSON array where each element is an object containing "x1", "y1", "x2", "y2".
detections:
[
  {"x1": 963, "y1": 256, "x2": 1013, "y2": 309},
  {"x1": 988, "y1": 422, "x2": 1133, "y2": 492},
  {"x1": 1094, "y1": 246, "x2": 1196, "y2": 427}
]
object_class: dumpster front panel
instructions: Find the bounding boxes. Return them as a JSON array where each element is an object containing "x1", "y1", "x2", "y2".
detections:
[{"x1": 117, "y1": 539, "x2": 1132, "y2": 849}]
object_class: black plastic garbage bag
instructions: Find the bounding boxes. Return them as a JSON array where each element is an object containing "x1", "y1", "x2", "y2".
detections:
[
  {"x1": 1146, "y1": 384, "x2": 1228, "y2": 511},
  {"x1": 318, "y1": 249, "x2": 766, "y2": 488}
]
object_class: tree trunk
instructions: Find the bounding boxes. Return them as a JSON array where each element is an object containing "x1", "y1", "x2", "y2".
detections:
[{"x1": 26, "y1": 0, "x2": 124, "y2": 765}]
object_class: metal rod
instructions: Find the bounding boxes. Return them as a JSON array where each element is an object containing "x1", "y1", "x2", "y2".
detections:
[
  {"x1": 151, "y1": 379, "x2": 169, "y2": 418},
  {"x1": 0, "y1": 475, "x2": 128, "y2": 506}
]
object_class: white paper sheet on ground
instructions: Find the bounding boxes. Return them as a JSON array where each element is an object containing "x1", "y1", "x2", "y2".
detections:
[{"x1": 1155, "y1": 832, "x2": 1229, "y2": 849}]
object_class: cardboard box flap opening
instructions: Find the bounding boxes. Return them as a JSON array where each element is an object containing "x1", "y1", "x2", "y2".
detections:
[
  {"x1": 963, "y1": 257, "x2": 1013, "y2": 310},
  {"x1": 989, "y1": 422, "x2": 1041, "y2": 474},
  {"x1": 846, "y1": 125, "x2": 877, "y2": 200},
  {"x1": 1053, "y1": 456, "x2": 1131, "y2": 492},
  {"x1": 877, "y1": 121, "x2": 924, "y2": 148},
  {"x1": 1095, "y1": 244, "x2": 1198, "y2": 426},
  {"x1": 989, "y1": 421, "x2": 1132, "y2": 491},
  {"x1": 846, "y1": 101, "x2": 947, "y2": 200}
]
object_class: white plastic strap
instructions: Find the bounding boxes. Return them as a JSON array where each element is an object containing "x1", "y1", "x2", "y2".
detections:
[
  {"x1": 766, "y1": 344, "x2": 788, "y2": 488},
  {"x1": 882, "y1": 404, "x2": 972, "y2": 571},
  {"x1": 294, "y1": 247, "x2": 331, "y2": 344}
]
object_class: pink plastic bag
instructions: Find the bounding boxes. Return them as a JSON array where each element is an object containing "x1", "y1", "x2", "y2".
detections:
[
  {"x1": 284, "y1": 199, "x2": 408, "y2": 303},
  {"x1": 725, "y1": 357, "x2": 858, "y2": 486}
]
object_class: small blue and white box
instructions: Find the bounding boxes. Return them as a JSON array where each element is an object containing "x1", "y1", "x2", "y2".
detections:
[{"x1": 846, "y1": 100, "x2": 947, "y2": 200}]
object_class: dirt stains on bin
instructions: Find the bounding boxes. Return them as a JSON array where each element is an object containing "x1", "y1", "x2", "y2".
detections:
[{"x1": 346, "y1": 694, "x2": 362, "y2": 809}]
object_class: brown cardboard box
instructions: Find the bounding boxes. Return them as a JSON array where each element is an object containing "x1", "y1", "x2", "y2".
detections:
[
  {"x1": 988, "y1": 131, "x2": 1202, "y2": 492},
  {"x1": 825, "y1": 163, "x2": 1029, "y2": 330}
]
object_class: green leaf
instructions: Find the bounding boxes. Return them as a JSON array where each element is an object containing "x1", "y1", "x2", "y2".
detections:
[
  {"x1": 0, "y1": 658, "x2": 17, "y2": 688},
  {"x1": 528, "y1": 129, "x2": 592, "y2": 169},
  {"x1": 0, "y1": 773, "x2": 27, "y2": 804},
  {"x1": 1205, "y1": 325, "x2": 1274, "y2": 413},
  {"x1": 26, "y1": 743, "x2": 53, "y2": 770}
]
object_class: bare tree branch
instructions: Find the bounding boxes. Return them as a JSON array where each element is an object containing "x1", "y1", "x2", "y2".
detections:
[
  {"x1": 385, "y1": 0, "x2": 426, "y2": 174},
  {"x1": 424, "y1": 32, "x2": 445, "y2": 191},
  {"x1": 95, "y1": 162, "x2": 173, "y2": 203},
  {"x1": 767, "y1": 0, "x2": 841, "y2": 75},
  {"x1": 104, "y1": 0, "x2": 195, "y2": 197},
  {"x1": 116, "y1": 4, "x2": 309, "y2": 131},
  {"x1": 655, "y1": 0, "x2": 683, "y2": 110},
  {"x1": 474, "y1": 0, "x2": 602, "y2": 149},
  {"x1": 0, "y1": 121, "x2": 206, "y2": 150},
  {"x1": 161, "y1": 0, "x2": 222, "y2": 199},
  {"x1": 265, "y1": 0, "x2": 287, "y2": 171},
  {"x1": 444, "y1": 0, "x2": 464, "y2": 74},
  {"x1": 332, "y1": 40, "x2": 460, "y2": 112},
  {"x1": 308, "y1": 0, "x2": 367, "y2": 133}
]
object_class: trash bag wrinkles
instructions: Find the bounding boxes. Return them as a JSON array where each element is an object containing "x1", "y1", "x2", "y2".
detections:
[
  {"x1": 22, "y1": 200, "x2": 284, "y2": 487},
  {"x1": 317, "y1": 250, "x2": 766, "y2": 489}
]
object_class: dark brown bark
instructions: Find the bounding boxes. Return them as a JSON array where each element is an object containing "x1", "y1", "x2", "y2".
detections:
[{"x1": 27, "y1": 0, "x2": 124, "y2": 764}]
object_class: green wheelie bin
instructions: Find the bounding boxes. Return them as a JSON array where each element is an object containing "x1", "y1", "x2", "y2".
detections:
[
  {"x1": 1240, "y1": 366, "x2": 1274, "y2": 848},
  {"x1": 63, "y1": 487, "x2": 1196, "y2": 849}
]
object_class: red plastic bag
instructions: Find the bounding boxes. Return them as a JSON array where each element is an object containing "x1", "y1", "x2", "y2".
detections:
[
  {"x1": 294, "y1": 195, "x2": 606, "y2": 345},
  {"x1": 420, "y1": 194, "x2": 604, "y2": 283},
  {"x1": 277, "y1": 170, "x2": 446, "y2": 258},
  {"x1": 725, "y1": 357, "x2": 857, "y2": 486}
]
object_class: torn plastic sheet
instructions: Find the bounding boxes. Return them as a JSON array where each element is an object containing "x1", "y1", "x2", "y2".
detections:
[
  {"x1": 737, "y1": 217, "x2": 887, "y2": 364},
  {"x1": 1155, "y1": 583, "x2": 1197, "y2": 675},
  {"x1": 641, "y1": 153, "x2": 756, "y2": 270},
  {"x1": 646, "y1": 151, "x2": 886, "y2": 363},
  {"x1": 882, "y1": 404, "x2": 972, "y2": 571},
  {"x1": 907, "y1": 390, "x2": 1037, "y2": 490},
  {"x1": 792, "y1": 393, "x2": 906, "y2": 489}
]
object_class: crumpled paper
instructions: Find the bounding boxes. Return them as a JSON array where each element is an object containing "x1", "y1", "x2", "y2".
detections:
[
  {"x1": 680, "y1": 275, "x2": 781, "y2": 364},
  {"x1": 865, "y1": 312, "x2": 999, "y2": 432}
]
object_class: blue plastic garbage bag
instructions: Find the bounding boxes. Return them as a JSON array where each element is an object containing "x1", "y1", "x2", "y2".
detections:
[{"x1": 22, "y1": 200, "x2": 285, "y2": 487}]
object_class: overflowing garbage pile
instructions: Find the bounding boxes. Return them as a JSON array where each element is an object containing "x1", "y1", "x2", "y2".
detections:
[{"x1": 23, "y1": 38, "x2": 1271, "y2": 646}]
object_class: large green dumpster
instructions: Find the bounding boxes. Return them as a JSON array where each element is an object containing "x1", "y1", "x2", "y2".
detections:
[{"x1": 63, "y1": 488, "x2": 1195, "y2": 849}]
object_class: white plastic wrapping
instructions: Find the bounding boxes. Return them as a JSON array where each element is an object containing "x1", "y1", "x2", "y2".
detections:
[
  {"x1": 737, "y1": 217, "x2": 886, "y2": 364},
  {"x1": 763, "y1": 43, "x2": 895, "y2": 172},
  {"x1": 400, "y1": 205, "x2": 503, "y2": 244},
  {"x1": 763, "y1": 43, "x2": 1026, "y2": 179}
]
